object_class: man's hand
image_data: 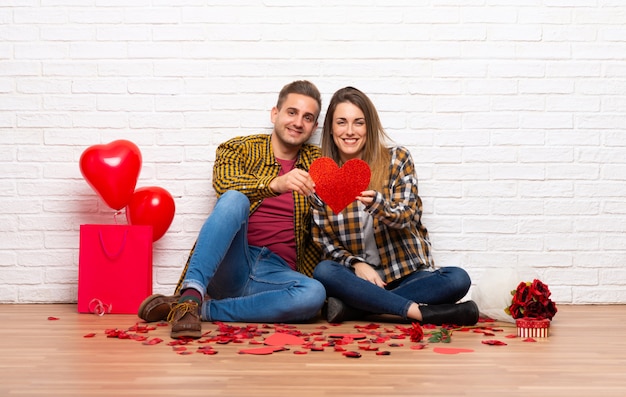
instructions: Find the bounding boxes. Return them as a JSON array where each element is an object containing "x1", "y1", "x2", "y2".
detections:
[
  {"x1": 269, "y1": 168, "x2": 316, "y2": 197},
  {"x1": 353, "y1": 262, "x2": 387, "y2": 288}
]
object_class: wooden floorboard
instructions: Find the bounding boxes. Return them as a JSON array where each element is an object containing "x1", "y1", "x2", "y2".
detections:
[{"x1": 0, "y1": 304, "x2": 625, "y2": 396}]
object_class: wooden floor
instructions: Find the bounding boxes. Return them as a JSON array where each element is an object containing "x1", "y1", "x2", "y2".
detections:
[{"x1": 1, "y1": 304, "x2": 625, "y2": 396}]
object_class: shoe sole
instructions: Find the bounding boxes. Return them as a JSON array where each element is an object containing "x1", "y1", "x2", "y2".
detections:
[{"x1": 171, "y1": 328, "x2": 202, "y2": 339}]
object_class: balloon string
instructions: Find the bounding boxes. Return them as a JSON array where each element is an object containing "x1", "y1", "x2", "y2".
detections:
[{"x1": 113, "y1": 210, "x2": 123, "y2": 225}]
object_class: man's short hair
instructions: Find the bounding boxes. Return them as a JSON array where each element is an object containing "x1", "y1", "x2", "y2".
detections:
[{"x1": 276, "y1": 80, "x2": 322, "y2": 119}]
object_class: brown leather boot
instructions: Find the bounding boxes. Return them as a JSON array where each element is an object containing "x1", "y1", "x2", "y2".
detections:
[
  {"x1": 167, "y1": 300, "x2": 202, "y2": 339},
  {"x1": 137, "y1": 294, "x2": 180, "y2": 323}
]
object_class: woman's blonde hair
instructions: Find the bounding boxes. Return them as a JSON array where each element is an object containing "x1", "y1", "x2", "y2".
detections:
[{"x1": 321, "y1": 87, "x2": 391, "y2": 190}]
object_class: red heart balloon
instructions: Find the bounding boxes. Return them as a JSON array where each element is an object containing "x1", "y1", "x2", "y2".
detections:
[
  {"x1": 126, "y1": 186, "x2": 175, "y2": 242},
  {"x1": 309, "y1": 157, "x2": 371, "y2": 214},
  {"x1": 79, "y1": 140, "x2": 142, "y2": 210}
]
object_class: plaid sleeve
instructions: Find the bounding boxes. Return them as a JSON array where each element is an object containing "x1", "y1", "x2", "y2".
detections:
[
  {"x1": 212, "y1": 136, "x2": 278, "y2": 201},
  {"x1": 366, "y1": 146, "x2": 421, "y2": 230}
]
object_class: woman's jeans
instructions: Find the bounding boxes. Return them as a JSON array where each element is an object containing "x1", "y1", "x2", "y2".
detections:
[
  {"x1": 180, "y1": 190, "x2": 326, "y2": 323},
  {"x1": 313, "y1": 260, "x2": 471, "y2": 319}
]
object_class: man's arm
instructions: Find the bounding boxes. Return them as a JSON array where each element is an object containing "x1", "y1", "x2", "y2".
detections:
[
  {"x1": 212, "y1": 136, "x2": 316, "y2": 201},
  {"x1": 212, "y1": 137, "x2": 277, "y2": 202}
]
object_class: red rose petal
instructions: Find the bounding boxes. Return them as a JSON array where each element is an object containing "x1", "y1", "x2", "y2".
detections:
[
  {"x1": 197, "y1": 346, "x2": 218, "y2": 355},
  {"x1": 83, "y1": 333, "x2": 96, "y2": 338},
  {"x1": 355, "y1": 323, "x2": 380, "y2": 330},
  {"x1": 376, "y1": 351, "x2": 391, "y2": 356},
  {"x1": 481, "y1": 340, "x2": 507, "y2": 346},
  {"x1": 328, "y1": 333, "x2": 367, "y2": 340},
  {"x1": 411, "y1": 344, "x2": 427, "y2": 350},
  {"x1": 342, "y1": 351, "x2": 362, "y2": 358},
  {"x1": 293, "y1": 351, "x2": 308, "y2": 355},
  {"x1": 523, "y1": 338, "x2": 537, "y2": 342},
  {"x1": 358, "y1": 345, "x2": 379, "y2": 351},
  {"x1": 47, "y1": 316, "x2": 60, "y2": 321}
]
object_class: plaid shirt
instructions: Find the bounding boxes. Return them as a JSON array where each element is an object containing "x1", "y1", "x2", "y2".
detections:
[
  {"x1": 311, "y1": 146, "x2": 434, "y2": 284},
  {"x1": 176, "y1": 134, "x2": 321, "y2": 293}
]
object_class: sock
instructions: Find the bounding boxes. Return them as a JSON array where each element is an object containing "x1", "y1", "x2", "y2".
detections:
[{"x1": 179, "y1": 288, "x2": 202, "y2": 306}]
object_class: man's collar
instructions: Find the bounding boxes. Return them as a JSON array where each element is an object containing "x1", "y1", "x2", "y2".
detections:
[{"x1": 265, "y1": 133, "x2": 304, "y2": 165}]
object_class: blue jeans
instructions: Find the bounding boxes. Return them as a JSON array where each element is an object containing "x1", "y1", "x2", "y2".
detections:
[
  {"x1": 181, "y1": 190, "x2": 326, "y2": 323},
  {"x1": 313, "y1": 260, "x2": 471, "y2": 320}
]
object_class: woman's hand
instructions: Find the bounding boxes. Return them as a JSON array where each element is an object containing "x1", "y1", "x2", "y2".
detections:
[
  {"x1": 356, "y1": 190, "x2": 376, "y2": 206},
  {"x1": 353, "y1": 262, "x2": 387, "y2": 288}
]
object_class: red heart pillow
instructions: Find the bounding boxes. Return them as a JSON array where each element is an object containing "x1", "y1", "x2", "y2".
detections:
[{"x1": 309, "y1": 157, "x2": 371, "y2": 214}]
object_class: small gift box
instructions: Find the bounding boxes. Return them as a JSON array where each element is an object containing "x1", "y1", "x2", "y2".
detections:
[{"x1": 516, "y1": 317, "x2": 550, "y2": 338}]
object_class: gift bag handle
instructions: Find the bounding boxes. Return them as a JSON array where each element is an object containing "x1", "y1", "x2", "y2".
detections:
[{"x1": 98, "y1": 229, "x2": 128, "y2": 260}]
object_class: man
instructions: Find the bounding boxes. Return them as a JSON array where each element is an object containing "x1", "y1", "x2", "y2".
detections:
[{"x1": 137, "y1": 80, "x2": 326, "y2": 339}]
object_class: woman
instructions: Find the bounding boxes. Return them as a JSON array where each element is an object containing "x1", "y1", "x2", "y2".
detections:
[{"x1": 311, "y1": 87, "x2": 479, "y2": 325}]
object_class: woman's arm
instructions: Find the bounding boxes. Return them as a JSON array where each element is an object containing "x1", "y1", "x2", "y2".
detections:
[{"x1": 361, "y1": 146, "x2": 422, "y2": 229}]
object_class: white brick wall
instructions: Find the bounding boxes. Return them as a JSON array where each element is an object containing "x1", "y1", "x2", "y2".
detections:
[{"x1": 1, "y1": 2, "x2": 625, "y2": 305}]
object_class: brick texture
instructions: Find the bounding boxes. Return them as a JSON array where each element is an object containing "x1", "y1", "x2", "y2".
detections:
[{"x1": 1, "y1": 3, "x2": 625, "y2": 304}]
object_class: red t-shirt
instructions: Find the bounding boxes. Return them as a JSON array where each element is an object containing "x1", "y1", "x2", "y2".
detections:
[{"x1": 247, "y1": 158, "x2": 297, "y2": 269}]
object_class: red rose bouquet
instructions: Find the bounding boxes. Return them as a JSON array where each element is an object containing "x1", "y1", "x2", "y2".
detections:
[{"x1": 505, "y1": 279, "x2": 558, "y2": 320}]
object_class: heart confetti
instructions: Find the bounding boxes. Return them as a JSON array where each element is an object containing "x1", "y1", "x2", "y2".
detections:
[
  {"x1": 433, "y1": 347, "x2": 475, "y2": 355},
  {"x1": 309, "y1": 157, "x2": 371, "y2": 214},
  {"x1": 264, "y1": 332, "x2": 306, "y2": 346},
  {"x1": 238, "y1": 346, "x2": 287, "y2": 355}
]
